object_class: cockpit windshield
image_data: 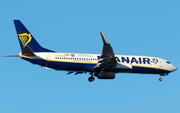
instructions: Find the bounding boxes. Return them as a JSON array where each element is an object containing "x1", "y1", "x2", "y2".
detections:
[{"x1": 166, "y1": 61, "x2": 171, "y2": 64}]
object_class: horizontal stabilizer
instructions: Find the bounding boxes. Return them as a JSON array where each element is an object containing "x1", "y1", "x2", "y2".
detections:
[{"x1": 3, "y1": 55, "x2": 20, "y2": 57}]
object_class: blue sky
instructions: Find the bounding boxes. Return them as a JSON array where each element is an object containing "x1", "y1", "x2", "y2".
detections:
[{"x1": 1, "y1": 0, "x2": 180, "y2": 113}]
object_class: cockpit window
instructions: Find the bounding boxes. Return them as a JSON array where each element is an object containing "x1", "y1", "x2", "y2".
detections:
[{"x1": 166, "y1": 61, "x2": 171, "y2": 64}]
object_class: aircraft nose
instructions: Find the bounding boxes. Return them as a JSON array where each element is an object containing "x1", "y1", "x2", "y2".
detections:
[{"x1": 172, "y1": 65, "x2": 177, "y2": 72}]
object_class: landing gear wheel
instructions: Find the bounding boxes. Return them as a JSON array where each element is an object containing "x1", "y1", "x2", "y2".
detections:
[
  {"x1": 159, "y1": 78, "x2": 163, "y2": 81},
  {"x1": 88, "y1": 76, "x2": 95, "y2": 82}
]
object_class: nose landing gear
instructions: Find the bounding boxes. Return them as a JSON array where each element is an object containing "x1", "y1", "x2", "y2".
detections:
[
  {"x1": 159, "y1": 74, "x2": 163, "y2": 81},
  {"x1": 159, "y1": 77, "x2": 163, "y2": 81},
  {"x1": 159, "y1": 73, "x2": 169, "y2": 81}
]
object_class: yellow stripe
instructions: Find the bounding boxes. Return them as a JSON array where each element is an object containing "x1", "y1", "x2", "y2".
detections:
[{"x1": 101, "y1": 31, "x2": 109, "y2": 44}]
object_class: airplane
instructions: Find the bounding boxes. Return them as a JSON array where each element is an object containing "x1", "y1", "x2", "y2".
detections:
[{"x1": 4, "y1": 20, "x2": 177, "y2": 82}]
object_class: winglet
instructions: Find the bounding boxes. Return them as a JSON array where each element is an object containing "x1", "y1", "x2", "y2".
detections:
[{"x1": 100, "y1": 31, "x2": 109, "y2": 45}]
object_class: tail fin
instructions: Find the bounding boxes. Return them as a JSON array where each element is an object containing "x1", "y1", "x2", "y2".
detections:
[{"x1": 14, "y1": 20, "x2": 54, "y2": 52}]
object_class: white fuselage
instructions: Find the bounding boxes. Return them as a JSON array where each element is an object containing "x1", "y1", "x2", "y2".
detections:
[{"x1": 20, "y1": 52, "x2": 177, "y2": 74}]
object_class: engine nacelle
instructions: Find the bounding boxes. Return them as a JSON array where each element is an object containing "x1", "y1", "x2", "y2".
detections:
[{"x1": 94, "y1": 72, "x2": 115, "y2": 79}]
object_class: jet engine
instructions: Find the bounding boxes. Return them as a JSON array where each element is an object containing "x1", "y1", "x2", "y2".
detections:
[{"x1": 94, "y1": 72, "x2": 115, "y2": 79}]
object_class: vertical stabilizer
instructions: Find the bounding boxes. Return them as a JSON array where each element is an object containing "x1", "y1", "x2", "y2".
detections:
[{"x1": 14, "y1": 20, "x2": 54, "y2": 52}]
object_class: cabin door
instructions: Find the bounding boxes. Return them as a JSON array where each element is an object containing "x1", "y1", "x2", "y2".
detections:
[
  {"x1": 45, "y1": 54, "x2": 51, "y2": 66},
  {"x1": 159, "y1": 60, "x2": 163, "y2": 67}
]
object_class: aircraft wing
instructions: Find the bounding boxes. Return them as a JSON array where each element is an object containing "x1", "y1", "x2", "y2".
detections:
[{"x1": 93, "y1": 32, "x2": 117, "y2": 71}]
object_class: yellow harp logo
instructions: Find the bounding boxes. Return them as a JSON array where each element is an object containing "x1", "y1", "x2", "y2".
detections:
[{"x1": 18, "y1": 33, "x2": 32, "y2": 48}]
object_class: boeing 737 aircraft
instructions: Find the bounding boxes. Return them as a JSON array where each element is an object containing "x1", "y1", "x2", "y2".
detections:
[{"x1": 5, "y1": 20, "x2": 177, "y2": 82}]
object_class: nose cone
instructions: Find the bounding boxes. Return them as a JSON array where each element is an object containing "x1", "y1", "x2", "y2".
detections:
[{"x1": 172, "y1": 65, "x2": 177, "y2": 72}]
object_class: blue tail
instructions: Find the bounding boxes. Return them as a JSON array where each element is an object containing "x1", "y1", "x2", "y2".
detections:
[{"x1": 14, "y1": 20, "x2": 54, "y2": 52}]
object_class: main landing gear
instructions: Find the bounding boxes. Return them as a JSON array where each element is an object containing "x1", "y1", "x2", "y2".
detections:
[
  {"x1": 88, "y1": 76, "x2": 95, "y2": 82},
  {"x1": 88, "y1": 72, "x2": 95, "y2": 82}
]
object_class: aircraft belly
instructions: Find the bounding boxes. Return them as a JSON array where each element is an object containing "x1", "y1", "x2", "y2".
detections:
[
  {"x1": 21, "y1": 57, "x2": 47, "y2": 65},
  {"x1": 49, "y1": 61, "x2": 96, "y2": 71},
  {"x1": 22, "y1": 56, "x2": 97, "y2": 71},
  {"x1": 116, "y1": 68, "x2": 132, "y2": 73},
  {"x1": 131, "y1": 66, "x2": 170, "y2": 74}
]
